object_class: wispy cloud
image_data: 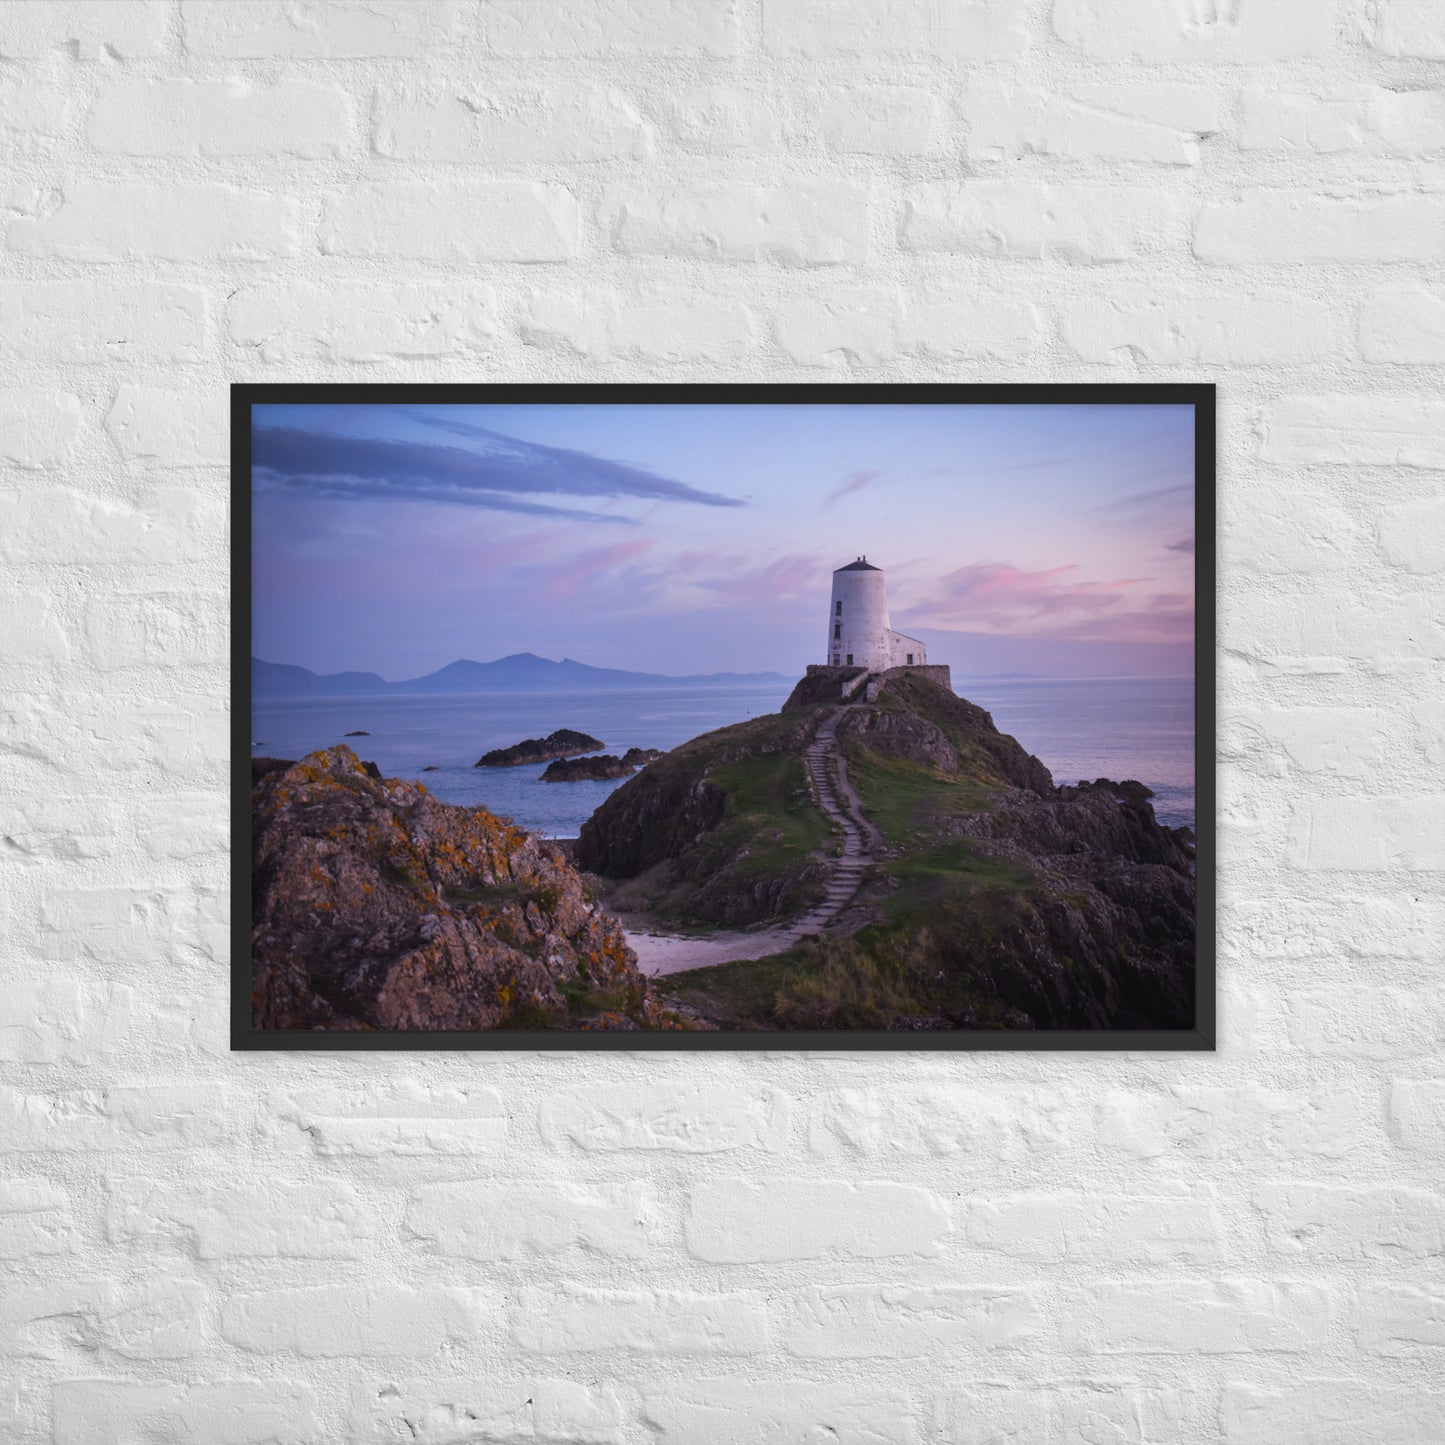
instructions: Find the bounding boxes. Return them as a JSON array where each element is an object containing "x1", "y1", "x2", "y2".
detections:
[
  {"x1": 824, "y1": 470, "x2": 882, "y2": 508},
  {"x1": 899, "y1": 560, "x2": 1192, "y2": 643},
  {"x1": 1092, "y1": 482, "x2": 1192, "y2": 516},
  {"x1": 252, "y1": 421, "x2": 744, "y2": 523},
  {"x1": 1166, "y1": 534, "x2": 1195, "y2": 554}
]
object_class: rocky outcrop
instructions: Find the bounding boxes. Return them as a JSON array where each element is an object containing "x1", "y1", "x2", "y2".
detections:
[
  {"x1": 344, "y1": 730, "x2": 370, "y2": 736},
  {"x1": 475, "y1": 729, "x2": 603, "y2": 768},
  {"x1": 251, "y1": 746, "x2": 668, "y2": 1032},
  {"x1": 622, "y1": 747, "x2": 662, "y2": 767},
  {"x1": 543, "y1": 754, "x2": 632, "y2": 782},
  {"x1": 588, "y1": 669, "x2": 1196, "y2": 1031}
]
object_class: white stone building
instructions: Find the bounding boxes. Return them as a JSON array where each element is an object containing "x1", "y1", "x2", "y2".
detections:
[{"x1": 825, "y1": 557, "x2": 927, "y2": 670}]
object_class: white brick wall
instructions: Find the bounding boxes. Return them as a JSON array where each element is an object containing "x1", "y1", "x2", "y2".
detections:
[{"x1": 1, "y1": 2, "x2": 1441, "y2": 1440}]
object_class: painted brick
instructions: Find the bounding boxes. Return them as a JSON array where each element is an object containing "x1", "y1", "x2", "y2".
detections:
[
  {"x1": 0, "y1": 484, "x2": 218, "y2": 567},
  {"x1": 642, "y1": 1380, "x2": 915, "y2": 1443},
  {"x1": 663, "y1": 84, "x2": 787, "y2": 154},
  {"x1": 901, "y1": 182, "x2": 1186, "y2": 262},
  {"x1": 1254, "y1": 1183, "x2": 1445, "y2": 1259},
  {"x1": 772, "y1": 288, "x2": 903, "y2": 368},
  {"x1": 934, "y1": 1383, "x2": 1188, "y2": 1443},
  {"x1": 897, "y1": 287, "x2": 1042, "y2": 361},
  {"x1": 0, "y1": 589, "x2": 68, "y2": 666},
  {"x1": 1, "y1": 1278, "x2": 207, "y2": 1358},
  {"x1": 966, "y1": 1191, "x2": 1226, "y2": 1263},
  {"x1": 1356, "y1": 1284, "x2": 1445, "y2": 1355},
  {"x1": 0, "y1": 978, "x2": 130, "y2": 1062},
  {"x1": 1053, "y1": 0, "x2": 1336, "y2": 63},
  {"x1": 1096, "y1": 1085, "x2": 1371, "y2": 1162},
  {"x1": 509, "y1": 1285, "x2": 767, "y2": 1355},
  {"x1": 1238, "y1": 85, "x2": 1445, "y2": 156},
  {"x1": 1063, "y1": 1281, "x2": 1334, "y2": 1354},
  {"x1": 1258, "y1": 394, "x2": 1445, "y2": 467},
  {"x1": 1366, "y1": 1, "x2": 1445, "y2": 60},
  {"x1": 266, "y1": 1081, "x2": 508, "y2": 1157},
  {"x1": 0, "y1": 74, "x2": 68, "y2": 137},
  {"x1": 89, "y1": 78, "x2": 352, "y2": 159},
  {"x1": 0, "y1": 0, "x2": 165, "y2": 58},
  {"x1": 1283, "y1": 988, "x2": 1445, "y2": 1058},
  {"x1": 1390, "y1": 1079, "x2": 1445, "y2": 1155},
  {"x1": 53, "y1": 1380, "x2": 318, "y2": 1445},
  {"x1": 405, "y1": 1179, "x2": 662, "y2": 1259},
  {"x1": 0, "y1": 282, "x2": 210, "y2": 365},
  {"x1": 0, "y1": 1084, "x2": 232, "y2": 1152},
  {"x1": 763, "y1": 0, "x2": 1026, "y2": 59},
  {"x1": 320, "y1": 181, "x2": 578, "y2": 261},
  {"x1": 104, "y1": 386, "x2": 228, "y2": 467},
  {"x1": 686, "y1": 1179, "x2": 949, "y2": 1262},
  {"x1": 810, "y1": 1084, "x2": 1073, "y2": 1158},
  {"x1": 606, "y1": 182, "x2": 869, "y2": 265},
  {"x1": 181, "y1": 0, "x2": 468, "y2": 57},
  {"x1": 1380, "y1": 493, "x2": 1445, "y2": 574},
  {"x1": 540, "y1": 1083, "x2": 789, "y2": 1153},
  {"x1": 521, "y1": 285, "x2": 759, "y2": 363},
  {"x1": 0, "y1": 390, "x2": 83, "y2": 468},
  {"x1": 83, "y1": 591, "x2": 225, "y2": 671},
  {"x1": 781, "y1": 1284, "x2": 1041, "y2": 1358},
  {"x1": 229, "y1": 280, "x2": 498, "y2": 365},
  {"x1": 1288, "y1": 796, "x2": 1445, "y2": 871},
  {"x1": 812, "y1": 85, "x2": 942, "y2": 155},
  {"x1": 347, "y1": 1378, "x2": 625, "y2": 1444},
  {"x1": 1264, "y1": 705, "x2": 1395, "y2": 777},
  {"x1": 107, "y1": 1178, "x2": 376, "y2": 1258},
  {"x1": 375, "y1": 84, "x2": 650, "y2": 163},
  {"x1": 962, "y1": 81, "x2": 1222, "y2": 165},
  {"x1": 0, "y1": 1179, "x2": 74, "y2": 1258},
  {"x1": 1195, "y1": 190, "x2": 1445, "y2": 264},
  {"x1": 1061, "y1": 289, "x2": 1332, "y2": 365},
  {"x1": 222, "y1": 1284, "x2": 493, "y2": 1357},
  {"x1": 7, "y1": 181, "x2": 305, "y2": 262},
  {"x1": 481, "y1": 0, "x2": 741, "y2": 57},
  {"x1": 1221, "y1": 1381, "x2": 1445, "y2": 1445},
  {"x1": 1362, "y1": 285, "x2": 1445, "y2": 363}
]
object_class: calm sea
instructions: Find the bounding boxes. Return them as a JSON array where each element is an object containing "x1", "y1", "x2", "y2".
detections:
[{"x1": 252, "y1": 676, "x2": 1196, "y2": 838}]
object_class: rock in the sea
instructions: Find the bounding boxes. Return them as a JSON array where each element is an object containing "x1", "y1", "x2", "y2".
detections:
[
  {"x1": 622, "y1": 747, "x2": 663, "y2": 767},
  {"x1": 344, "y1": 730, "x2": 370, "y2": 736},
  {"x1": 476, "y1": 728, "x2": 604, "y2": 768},
  {"x1": 250, "y1": 745, "x2": 666, "y2": 1031},
  {"x1": 542, "y1": 754, "x2": 634, "y2": 782},
  {"x1": 421, "y1": 765, "x2": 439, "y2": 772}
]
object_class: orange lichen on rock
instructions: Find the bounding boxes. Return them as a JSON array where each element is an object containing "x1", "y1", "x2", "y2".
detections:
[{"x1": 250, "y1": 745, "x2": 660, "y2": 1032}]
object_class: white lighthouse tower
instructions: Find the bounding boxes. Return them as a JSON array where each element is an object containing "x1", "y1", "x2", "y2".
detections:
[{"x1": 825, "y1": 557, "x2": 927, "y2": 670}]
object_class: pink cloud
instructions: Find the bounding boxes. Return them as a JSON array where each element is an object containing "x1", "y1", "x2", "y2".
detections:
[
  {"x1": 824, "y1": 470, "x2": 882, "y2": 508},
  {"x1": 901, "y1": 560, "x2": 1192, "y2": 643},
  {"x1": 539, "y1": 539, "x2": 654, "y2": 601}
]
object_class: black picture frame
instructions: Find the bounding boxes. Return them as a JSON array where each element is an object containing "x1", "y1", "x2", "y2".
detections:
[{"x1": 232, "y1": 382, "x2": 1214, "y2": 1051}]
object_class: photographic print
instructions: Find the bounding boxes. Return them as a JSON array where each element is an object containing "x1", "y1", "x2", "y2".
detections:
[{"x1": 234, "y1": 384, "x2": 1212, "y2": 1049}]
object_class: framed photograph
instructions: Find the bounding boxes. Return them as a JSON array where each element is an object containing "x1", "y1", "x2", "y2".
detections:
[{"x1": 233, "y1": 383, "x2": 1213, "y2": 1050}]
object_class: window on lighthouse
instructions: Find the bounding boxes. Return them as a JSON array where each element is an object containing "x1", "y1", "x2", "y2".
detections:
[
  {"x1": 835, "y1": 601, "x2": 842, "y2": 616},
  {"x1": 833, "y1": 623, "x2": 841, "y2": 640}
]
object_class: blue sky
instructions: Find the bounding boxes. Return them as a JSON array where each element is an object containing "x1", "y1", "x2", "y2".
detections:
[{"x1": 252, "y1": 401, "x2": 1196, "y2": 679}]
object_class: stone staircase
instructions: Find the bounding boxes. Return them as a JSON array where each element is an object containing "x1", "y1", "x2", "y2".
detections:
[{"x1": 778, "y1": 706, "x2": 876, "y2": 941}]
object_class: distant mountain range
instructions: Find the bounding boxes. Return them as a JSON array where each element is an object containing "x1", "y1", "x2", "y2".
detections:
[{"x1": 253, "y1": 653, "x2": 792, "y2": 698}]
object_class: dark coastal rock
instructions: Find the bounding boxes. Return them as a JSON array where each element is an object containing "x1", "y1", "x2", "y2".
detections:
[
  {"x1": 252, "y1": 756, "x2": 296, "y2": 785},
  {"x1": 421, "y1": 766, "x2": 439, "y2": 772},
  {"x1": 251, "y1": 745, "x2": 667, "y2": 1032},
  {"x1": 622, "y1": 747, "x2": 663, "y2": 767},
  {"x1": 584, "y1": 669, "x2": 1195, "y2": 1029},
  {"x1": 344, "y1": 730, "x2": 370, "y2": 736},
  {"x1": 542, "y1": 754, "x2": 635, "y2": 782},
  {"x1": 476, "y1": 728, "x2": 604, "y2": 768}
]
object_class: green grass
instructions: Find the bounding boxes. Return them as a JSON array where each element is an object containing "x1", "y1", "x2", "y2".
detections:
[{"x1": 655, "y1": 948, "x2": 807, "y2": 1030}]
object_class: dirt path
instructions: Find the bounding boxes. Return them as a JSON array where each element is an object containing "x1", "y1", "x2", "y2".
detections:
[{"x1": 623, "y1": 706, "x2": 877, "y2": 977}]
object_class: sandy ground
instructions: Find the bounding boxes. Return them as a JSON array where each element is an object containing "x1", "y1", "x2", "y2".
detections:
[{"x1": 612, "y1": 914, "x2": 799, "y2": 977}]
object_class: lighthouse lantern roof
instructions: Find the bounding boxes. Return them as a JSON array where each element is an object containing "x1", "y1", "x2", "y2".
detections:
[{"x1": 835, "y1": 556, "x2": 882, "y2": 572}]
